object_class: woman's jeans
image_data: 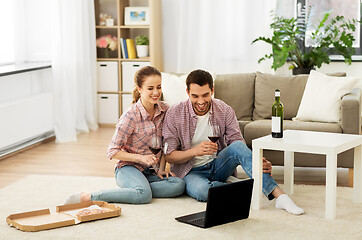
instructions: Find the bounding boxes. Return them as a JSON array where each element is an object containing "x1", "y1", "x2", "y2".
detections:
[
  {"x1": 184, "y1": 141, "x2": 278, "y2": 202},
  {"x1": 91, "y1": 166, "x2": 185, "y2": 204}
]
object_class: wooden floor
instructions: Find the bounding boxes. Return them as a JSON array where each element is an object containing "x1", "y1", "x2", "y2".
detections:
[
  {"x1": 0, "y1": 127, "x2": 350, "y2": 189},
  {"x1": 0, "y1": 128, "x2": 116, "y2": 188}
]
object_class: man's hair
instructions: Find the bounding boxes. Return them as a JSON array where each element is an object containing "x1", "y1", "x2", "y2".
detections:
[{"x1": 186, "y1": 69, "x2": 213, "y2": 91}]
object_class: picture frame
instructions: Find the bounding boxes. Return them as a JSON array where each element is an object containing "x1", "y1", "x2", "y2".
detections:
[{"x1": 124, "y1": 7, "x2": 150, "y2": 26}]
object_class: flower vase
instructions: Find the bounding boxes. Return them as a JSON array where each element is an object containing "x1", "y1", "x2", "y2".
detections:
[{"x1": 104, "y1": 48, "x2": 110, "y2": 58}]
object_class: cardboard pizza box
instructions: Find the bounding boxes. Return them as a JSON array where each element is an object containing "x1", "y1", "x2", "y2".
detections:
[{"x1": 6, "y1": 201, "x2": 121, "y2": 232}]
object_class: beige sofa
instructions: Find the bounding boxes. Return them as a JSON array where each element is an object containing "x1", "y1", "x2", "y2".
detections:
[{"x1": 213, "y1": 72, "x2": 361, "y2": 175}]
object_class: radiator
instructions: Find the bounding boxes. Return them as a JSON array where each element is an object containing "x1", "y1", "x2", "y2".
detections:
[{"x1": 0, "y1": 93, "x2": 54, "y2": 156}]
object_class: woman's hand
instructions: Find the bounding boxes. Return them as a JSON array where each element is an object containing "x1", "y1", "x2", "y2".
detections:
[
  {"x1": 139, "y1": 154, "x2": 158, "y2": 167},
  {"x1": 157, "y1": 169, "x2": 176, "y2": 179}
]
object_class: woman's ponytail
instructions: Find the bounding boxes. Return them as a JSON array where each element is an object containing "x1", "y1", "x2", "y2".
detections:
[{"x1": 132, "y1": 87, "x2": 141, "y2": 103}]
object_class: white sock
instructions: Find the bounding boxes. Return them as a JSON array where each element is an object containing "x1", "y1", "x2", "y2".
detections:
[
  {"x1": 64, "y1": 192, "x2": 81, "y2": 205},
  {"x1": 275, "y1": 194, "x2": 304, "y2": 215}
]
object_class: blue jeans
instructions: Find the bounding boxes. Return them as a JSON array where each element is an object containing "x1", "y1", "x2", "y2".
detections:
[
  {"x1": 91, "y1": 165, "x2": 185, "y2": 204},
  {"x1": 184, "y1": 141, "x2": 278, "y2": 202}
]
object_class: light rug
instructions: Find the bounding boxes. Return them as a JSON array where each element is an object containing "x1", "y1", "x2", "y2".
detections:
[{"x1": 0, "y1": 175, "x2": 361, "y2": 240}]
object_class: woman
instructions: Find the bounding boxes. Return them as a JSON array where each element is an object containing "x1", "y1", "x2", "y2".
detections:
[{"x1": 65, "y1": 66, "x2": 185, "y2": 204}]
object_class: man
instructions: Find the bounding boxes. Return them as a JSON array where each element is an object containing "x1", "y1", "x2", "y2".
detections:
[{"x1": 162, "y1": 69, "x2": 304, "y2": 215}]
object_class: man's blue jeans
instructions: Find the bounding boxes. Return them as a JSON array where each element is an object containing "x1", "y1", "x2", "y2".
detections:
[
  {"x1": 184, "y1": 141, "x2": 278, "y2": 202},
  {"x1": 91, "y1": 165, "x2": 185, "y2": 204}
]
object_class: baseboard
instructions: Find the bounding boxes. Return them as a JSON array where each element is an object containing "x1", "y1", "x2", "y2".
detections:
[{"x1": 0, "y1": 131, "x2": 55, "y2": 160}]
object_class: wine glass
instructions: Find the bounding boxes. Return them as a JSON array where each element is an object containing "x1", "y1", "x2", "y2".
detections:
[
  {"x1": 208, "y1": 123, "x2": 220, "y2": 158},
  {"x1": 148, "y1": 134, "x2": 162, "y2": 171}
]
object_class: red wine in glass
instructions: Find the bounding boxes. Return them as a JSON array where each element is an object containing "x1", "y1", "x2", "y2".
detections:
[
  {"x1": 149, "y1": 147, "x2": 161, "y2": 155},
  {"x1": 208, "y1": 124, "x2": 220, "y2": 158},
  {"x1": 208, "y1": 124, "x2": 221, "y2": 143},
  {"x1": 149, "y1": 135, "x2": 161, "y2": 155},
  {"x1": 208, "y1": 136, "x2": 220, "y2": 143},
  {"x1": 149, "y1": 135, "x2": 161, "y2": 171}
]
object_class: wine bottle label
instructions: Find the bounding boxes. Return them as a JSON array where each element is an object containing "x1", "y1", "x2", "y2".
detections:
[{"x1": 272, "y1": 116, "x2": 281, "y2": 132}]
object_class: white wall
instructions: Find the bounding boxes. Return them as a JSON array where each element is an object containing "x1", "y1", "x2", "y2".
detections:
[
  {"x1": 318, "y1": 62, "x2": 362, "y2": 78},
  {"x1": 276, "y1": 62, "x2": 362, "y2": 78}
]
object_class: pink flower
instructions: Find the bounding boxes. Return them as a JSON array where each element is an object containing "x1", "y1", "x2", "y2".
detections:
[
  {"x1": 96, "y1": 35, "x2": 118, "y2": 50},
  {"x1": 98, "y1": 38, "x2": 108, "y2": 48}
]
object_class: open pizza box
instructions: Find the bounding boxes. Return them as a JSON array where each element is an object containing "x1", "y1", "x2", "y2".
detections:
[{"x1": 6, "y1": 201, "x2": 121, "y2": 232}]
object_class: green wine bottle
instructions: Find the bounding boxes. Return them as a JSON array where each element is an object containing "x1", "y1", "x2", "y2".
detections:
[{"x1": 272, "y1": 89, "x2": 283, "y2": 138}]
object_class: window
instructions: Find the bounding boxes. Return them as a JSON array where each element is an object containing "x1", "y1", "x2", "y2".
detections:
[
  {"x1": 297, "y1": 0, "x2": 362, "y2": 56},
  {"x1": 0, "y1": 1, "x2": 15, "y2": 65}
]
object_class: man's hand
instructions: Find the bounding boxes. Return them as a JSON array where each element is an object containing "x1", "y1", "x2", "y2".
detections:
[
  {"x1": 263, "y1": 157, "x2": 272, "y2": 174},
  {"x1": 192, "y1": 141, "x2": 218, "y2": 157}
]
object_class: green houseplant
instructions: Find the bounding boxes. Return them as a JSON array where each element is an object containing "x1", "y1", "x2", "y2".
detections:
[
  {"x1": 135, "y1": 35, "x2": 149, "y2": 58},
  {"x1": 252, "y1": 7, "x2": 359, "y2": 74},
  {"x1": 136, "y1": 35, "x2": 149, "y2": 45}
]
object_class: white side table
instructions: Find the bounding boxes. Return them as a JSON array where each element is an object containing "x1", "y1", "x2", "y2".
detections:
[{"x1": 252, "y1": 130, "x2": 362, "y2": 219}]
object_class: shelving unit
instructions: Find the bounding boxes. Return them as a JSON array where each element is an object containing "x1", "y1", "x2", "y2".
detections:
[{"x1": 94, "y1": 0, "x2": 163, "y2": 126}]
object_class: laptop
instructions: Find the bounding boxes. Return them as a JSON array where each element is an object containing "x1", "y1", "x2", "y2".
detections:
[{"x1": 175, "y1": 178, "x2": 254, "y2": 228}]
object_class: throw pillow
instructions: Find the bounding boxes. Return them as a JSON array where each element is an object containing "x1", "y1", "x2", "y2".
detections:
[
  {"x1": 253, "y1": 72, "x2": 309, "y2": 120},
  {"x1": 161, "y1": 73, "x2": 189, "y2": 106},
  {"x1": 294, "y1": 70, "x2": 360, "y2": 123}
]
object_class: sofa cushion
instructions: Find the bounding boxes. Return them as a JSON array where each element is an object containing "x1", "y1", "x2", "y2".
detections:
[
  {"x1": 253, "y1": 72, "x2": 309, "y2": 120},
  {"x1": 243, "y1": 120, "x2": 271, "y2": 147},
  {"x1": 214, "y1": 73, "x2": 255, "y2": 121},
  {"x1": 283, "y1": 120, "x2": 342, "y2": 133},
  {"x1": 243, "y1": 119, "x2": 342, "y2": 147},
  {"x1": 294, "y1": 70, "x2": 360, "y2": 123},
  {"x1": 238, "y1": 120, "x2": 251, "y2": 137}
]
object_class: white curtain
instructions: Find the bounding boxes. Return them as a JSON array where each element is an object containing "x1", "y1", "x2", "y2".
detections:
[
  {"x1": 275, "y1": 0, "x2": 296, "y2": 18},
  {"x1": 52, "y1": 0, "x2": 98, "y2": 142},
  {"x1": 162, "y1": 0, "x2": 277, "y2": 74}
]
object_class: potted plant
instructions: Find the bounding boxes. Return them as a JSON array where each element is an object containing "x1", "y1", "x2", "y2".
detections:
[
  {"x1": 252, "y1": 6, "x2": 360, "y2": 74},
  {"x1": 135, "y1": 35, "x2": 149, "y2": 58}
]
